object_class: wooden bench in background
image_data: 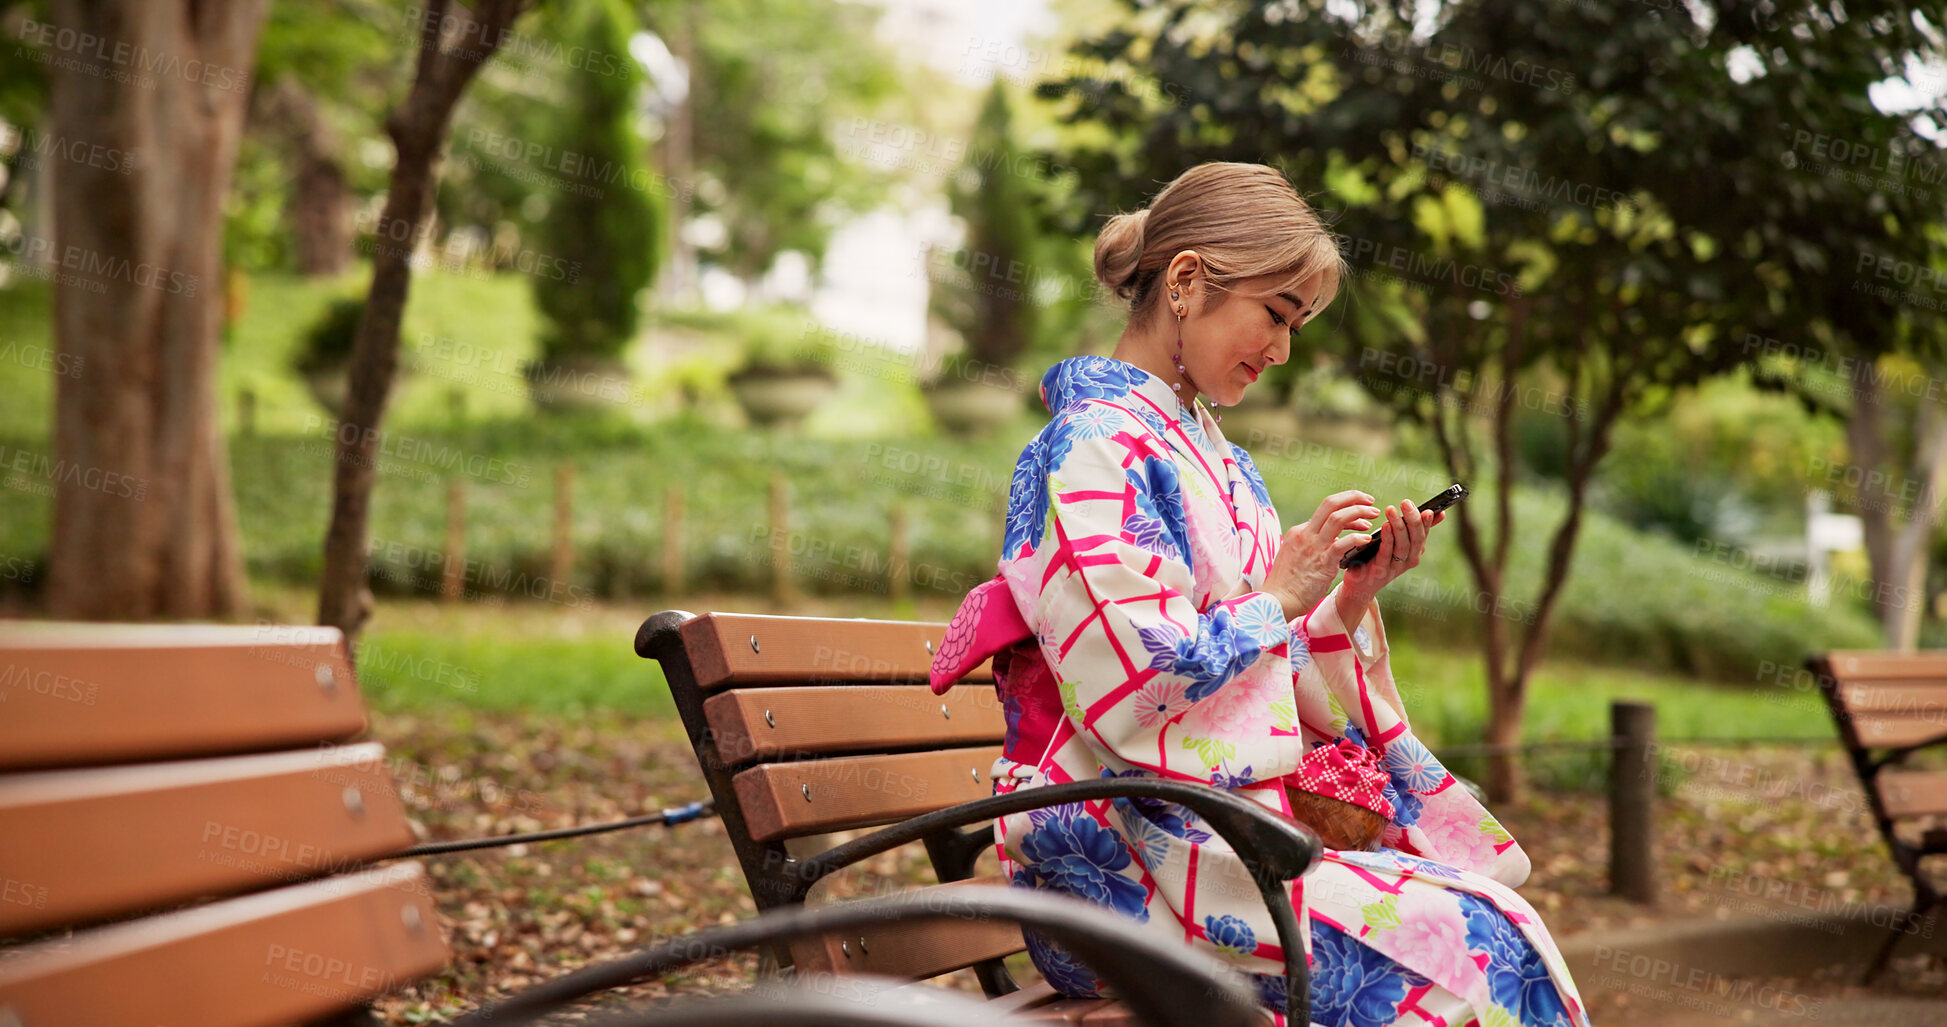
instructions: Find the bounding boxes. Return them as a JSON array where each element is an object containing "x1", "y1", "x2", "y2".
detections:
[
  {"x1": 636, "y1": 609, "x2": 1324, "y2": 1026},
  {"x1": 0, "y1": 618, "x2": 1293, "y2": 1027},
  {"x1": 0, "y1": 623, "x2": 449, "y2": 1027},
  {"x1": 1807, "y1": 649, "x2": 1947, "y2": 980}
]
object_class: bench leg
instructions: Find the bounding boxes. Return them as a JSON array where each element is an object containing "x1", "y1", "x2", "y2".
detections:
[
  {"x1": 1860, "y1": 900, "x2": 1937, "y2": 985},
  {"x1": 1861, "y1": 921, "x2": 1905, "y2": 985}
]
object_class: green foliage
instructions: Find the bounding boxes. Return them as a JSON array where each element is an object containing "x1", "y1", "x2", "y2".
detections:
[
  {"x1": 931, "y1": 84, "x2": 1049, "y2": 372},
  {"x1": 291, "y1": 296, "x2": 366, "y2": 376},
  {"x1": 531, "y1": 0, "x2": 664, "y2": 366},
  {"x1": 357, "y1": 624, "x2": 672, "y2": 716},
  {"x1": 672, "y1": 0, "x2": 901, "y2": 278},
  {"x1": 1037, "y1": 0, "x2": 1947, "y2": 743},
  {"x1": 232, "y1": 0, "x2": 401, "y2": 273}
]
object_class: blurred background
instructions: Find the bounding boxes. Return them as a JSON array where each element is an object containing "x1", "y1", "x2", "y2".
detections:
[{"x1": 1, "y1": 1, "x2": 1945, "y2": 1015}]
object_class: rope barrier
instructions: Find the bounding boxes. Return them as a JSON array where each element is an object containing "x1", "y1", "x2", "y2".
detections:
[
  {"x1": 389, "y1": 736, "x2": 1833, "y2": 857},
  {"x1": 1432, "y1": 735, "x2": 1835, "y2": 758},
  {"x1": 399, "y1": 799, "x2": 716, "y2": 857}
]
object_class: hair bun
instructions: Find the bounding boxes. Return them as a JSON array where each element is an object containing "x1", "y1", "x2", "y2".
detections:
[{"x1": 1093, "y1": 208, "x2": 1150, "y2": 300}]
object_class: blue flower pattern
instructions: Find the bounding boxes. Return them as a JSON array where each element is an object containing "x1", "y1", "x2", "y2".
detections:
[
  {"x1": 1022, "y1": 925, "x2": 1104, "y2": 998},
  {"x1": 1102, "y1": 768, "x2": 1212, "y2": 846},
  {"x1": 1230, "y1": 444, "x2": 1275, "y2": 507},
  {"x1": 1385, "y1": 735, "x2": 1447, "y2": 793},
  {"x1": 1135, "y1": 608, "x2": 1264, "y2": 704},
  {"x1": 1204, "y1": 914, "x2": 1257, "y2": 957},
  {"x1": 1309, "y1": 918, "x2": 1419, "y2": 1026},
  {"x1": 1231, "y1": 593, "x2": 1287, "y2": 645},
  {"x1": 1015, "y1": 804, "x2": 1150, "y2": 923},
  {"x1": 1461, "y1": 893, "x2": 1576, "y2": 1025}
]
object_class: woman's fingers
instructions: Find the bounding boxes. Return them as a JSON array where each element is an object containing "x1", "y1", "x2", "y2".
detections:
[
  {"x1": 1330, "y1": 531, "x2": 1371, "y2": 557},
  {"x1": 1368, "y1": 506, "x2": 1397, "y2": 568},
  {"x1": 1321, "y1": 504, "x2": 1383, "y2": 536},
  {"x1": 1308, "y1": 491, "x2": 1377, "y2": 534}
]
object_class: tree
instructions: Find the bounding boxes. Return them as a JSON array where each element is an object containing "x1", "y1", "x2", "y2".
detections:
[
  {"x1": 668, "y1": 0, "x2": 899, "y2": 283},
  {"x1": 528, "y1": 0, "x2": 664, "y2": 386},
  {"x1": 1041, "y1": 0, "x2": 1945, "y2": 798},
  {"x1": 930, "y1": 82, "x2": 1048, "y2": 380},
  {"x1": 248, "y1": 1, "x2": 398, "y2": 276},
  {"x1": 42, "y1": 0, "x2": 269, "y2": 619},
  {"x1": 317, "y1": 0, "x2": 534, "y2": 639}
]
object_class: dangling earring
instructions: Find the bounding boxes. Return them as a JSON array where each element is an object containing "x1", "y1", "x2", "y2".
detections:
[
  {"x1": 1169, "y1": 285, "x2": 1187, "y2": 394},
  {"x1": 1169, "y1": 282, "x2": 1218, "y2": 423}
]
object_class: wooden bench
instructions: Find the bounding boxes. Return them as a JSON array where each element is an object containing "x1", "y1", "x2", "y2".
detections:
[
  {"x1": 1806, "y1": 649, "x2": 1947, "y2": 980},
  {"x1": 0, "y1": 618, "x2": 1289, "y2": 1027},
  {"x1": 635, "y1": 609, "x2": 1325, "y2": 1025},
  {"x1": 0, "y1": 622, "x2": 449, "y2": 1026}
]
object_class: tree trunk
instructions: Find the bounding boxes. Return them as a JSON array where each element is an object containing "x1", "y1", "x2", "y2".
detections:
[
  {"x1": 266, "y1": 78, "x2": 352, "y2": 276},
  {"x1": 315, "y1": 0, "x2": 531, "y2": 640},
  {"x1": 1846, "y1": 364, "x2": 1947, "y2": 649},
  {"x1": 1847, "y1": 372, "x2": 1898, "y2": 635},
  {"x1": 44, "y1": 0, "x2": 267, "y2": 621},
  {"x1": 1887, "y1": 391, "x2": 1947, "y2": 649}
]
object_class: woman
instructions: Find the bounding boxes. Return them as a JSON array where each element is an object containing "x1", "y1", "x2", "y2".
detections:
[{"x1": 928, "y1": 163, "x2": 1589, "y2": 1026}]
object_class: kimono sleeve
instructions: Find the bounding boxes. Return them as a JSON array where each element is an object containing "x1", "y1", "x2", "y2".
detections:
[
  {"x1": 1293, "y1": 591, "x2": 1532, "y2": 886},
  {"x1": 1015, "y1": 406, "x2": 1302, "y2": 787}
]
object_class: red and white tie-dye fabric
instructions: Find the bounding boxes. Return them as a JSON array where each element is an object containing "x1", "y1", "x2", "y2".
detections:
[{"x1": 981, "y1": 355, "x2": 1588, "y2": 1027}]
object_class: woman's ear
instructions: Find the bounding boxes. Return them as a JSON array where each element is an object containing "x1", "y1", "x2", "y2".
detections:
[{"x1": 1167, "y1": 249, "x2": 1202, "y2": 291}]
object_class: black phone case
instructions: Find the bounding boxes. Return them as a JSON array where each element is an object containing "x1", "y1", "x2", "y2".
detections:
[{"x1": 1338, "y1": 484, "x2": 1468, "y2": 569}]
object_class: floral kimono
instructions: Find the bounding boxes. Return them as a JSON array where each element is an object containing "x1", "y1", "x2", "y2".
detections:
[{"x1": 934, "y1": 355, "x2": 1589, "y2": 1027}]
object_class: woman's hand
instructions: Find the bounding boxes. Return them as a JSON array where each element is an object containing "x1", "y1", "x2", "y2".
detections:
[
  {"x1": 1264, "y1": 490, "x2": 1384, "y2": 621},
  {"x1": 1336, "y1": 498, "x2": 1444, "y2": 627}
]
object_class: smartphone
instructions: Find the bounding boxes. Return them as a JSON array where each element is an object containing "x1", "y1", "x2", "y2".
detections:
[{"x1": 1338, "y1": 483, "x2": 1469, "y2": 569}]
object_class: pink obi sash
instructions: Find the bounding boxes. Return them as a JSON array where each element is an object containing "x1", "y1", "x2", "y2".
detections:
[{"x1": 929, "y1": 574, "x2": 1063, "y2": 770}]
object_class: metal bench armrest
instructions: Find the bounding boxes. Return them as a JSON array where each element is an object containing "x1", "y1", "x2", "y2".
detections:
[
  {"x1": 784, "y1": 777, "x2": 1319, "y2": 1024},
  {"x1": 548, "y1": 986, "x2": 1030, "y2": 1027},
  {"x1": 453, "y1": 885, "x2": 1265, "y2": 1027}
]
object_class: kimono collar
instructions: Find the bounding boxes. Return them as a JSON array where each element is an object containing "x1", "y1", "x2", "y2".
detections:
[{"x1": 1038, "y1": 354, "x2": 1205, "y2": 423}]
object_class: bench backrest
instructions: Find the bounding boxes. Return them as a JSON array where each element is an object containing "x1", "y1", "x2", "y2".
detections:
[
  {"x1": 1809, "y1": 650, "x2": 1947, "y2": 823},
  {"x1": 0, "y1": 623, "x2": 450, "y2": 1027},
  {"x1": 642, "y1": 610, "x2": 1027, "y2": 982}
]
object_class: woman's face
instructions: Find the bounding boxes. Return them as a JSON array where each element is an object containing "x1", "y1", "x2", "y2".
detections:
[{"x1": 1177, "y1": 268, "x2": 1329, "y2": 407}]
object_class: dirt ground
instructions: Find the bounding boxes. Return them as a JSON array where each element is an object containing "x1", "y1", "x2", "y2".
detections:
[{"x1": 366, "y1": 713, "x2": 1939, "y2": 1024}]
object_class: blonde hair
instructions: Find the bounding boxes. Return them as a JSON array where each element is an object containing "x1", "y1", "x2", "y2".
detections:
[{"x1": 1093, "y1": 162, "x2": 1345, "y2": 327}]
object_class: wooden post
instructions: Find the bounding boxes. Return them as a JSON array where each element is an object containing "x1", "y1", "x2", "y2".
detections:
[
  {"x1": 888, "y1": 504, "x2": 910, "y2": 601},
  {"x1": 1609, "y1": 700, "x2": 1657, "y2": 904},
  {"x1": 662, "y1": 486, "x2": 685, "y2": 595},
  {"x1": 769, "y1": 474, "x2": 792, "y2": 605},
  {"x1": 442, "y1": 479, "x2": 466, "y2": 602},
  {"x1": 238, "y1": 387, "x2": 256, "y2": 437},
  {"x1": 551, "y1": 462, "x2": 575, "y2": 590}
]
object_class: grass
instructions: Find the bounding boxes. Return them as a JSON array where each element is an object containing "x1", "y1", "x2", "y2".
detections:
[
  {"x1": 255, "y1": 586, "x2": 1829, "y2": 761},
  {"x1": 0, "y1": 267, "x2": 1888, "y2": 698}
]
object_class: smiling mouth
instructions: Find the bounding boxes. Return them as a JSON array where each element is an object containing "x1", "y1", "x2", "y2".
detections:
[{"x1": 1241, "y1": 363, "x2": 1260, "y2": 382}]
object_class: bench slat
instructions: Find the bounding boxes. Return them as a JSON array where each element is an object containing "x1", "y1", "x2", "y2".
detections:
[
  {"x1": 680, "y1": 613, "x2": 992, "y2": 692},
  {"x1": 732, "y1": 746, "x2": 1003, "y2": 842},
  {"x1": 1821, "y1": 651, "x2": 1947, "y2": 681},
  {"x1": 0, "y1": 624, "x2": 365, "y2": 771},
  {"x1": 789, "y1": 877, "x2": 1024, "y2": 980},
  {"x1": 0, "y1": 862, "x2": 448, "y2": 1027},
  {"x1": 1879, "y1": 771, "x2": 1947, "y2": 818},
  {"x1": 0, "y1": 741, "x2": 414, "y2": 935},
  {"x1": 1833, "y1": 681, "x2": 1947, "y2": 718},
  {"x1": 1849, "y1": 716, "x2": 1947, "y2": 749},
  {"x1": 1016, "y1": 998, "x2": 1123, "y2": 1023},
  {"x1": 704, "y1": 685, "x2": 1006, "y2": 764}
]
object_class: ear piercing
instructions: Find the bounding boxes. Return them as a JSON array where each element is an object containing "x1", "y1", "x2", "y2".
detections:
[{"x1": 1168, "y1": 279, "x2": 1218, "y2": 424}]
